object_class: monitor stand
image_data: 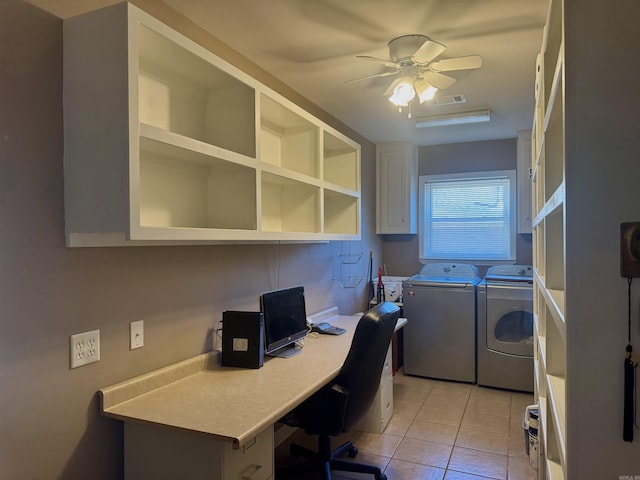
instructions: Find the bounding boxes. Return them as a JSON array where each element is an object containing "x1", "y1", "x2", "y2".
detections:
[{"x1": 268, "y1": 343, "x2": 303, "y2": 358}]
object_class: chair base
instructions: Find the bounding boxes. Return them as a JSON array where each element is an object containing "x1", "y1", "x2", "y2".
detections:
[{"x1": 278, "y1": 434, "x2": 387, "y2": 480}]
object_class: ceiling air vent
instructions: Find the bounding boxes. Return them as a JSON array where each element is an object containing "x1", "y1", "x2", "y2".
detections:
[{"x1": 430, "y1": 94, "x2": 467, "y2": 106}]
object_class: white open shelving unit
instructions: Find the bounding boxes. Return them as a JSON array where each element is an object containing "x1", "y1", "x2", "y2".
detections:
[
  {"x1": 531, "y1": 0, "x2": 566, "y2": 477},
  {"x1": 63, "y1": 3, "x2": 360, "y2": 247}
]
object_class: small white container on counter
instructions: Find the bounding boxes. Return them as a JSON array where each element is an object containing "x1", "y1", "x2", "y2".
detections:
[{"x1": 371, "y1": 276, "x2": 408, "y2": 303}]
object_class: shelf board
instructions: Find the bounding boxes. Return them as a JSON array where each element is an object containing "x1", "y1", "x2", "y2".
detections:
[
  {"x1": 547, "y1": 289, "x2": 566, "y2": 331},
  {"x1": 534, "y1": 273, "x2": 566, "y2": 336},
  {"x1": 542, "y1": 0, "x2": 562, "y2": 119},
  {"x1": 533, "y1": 270, "x2": 546, "y2": 290},
  {"x1": 539, "y1": 394, "x2": 547, "y2": 434},
  {"x1": 535, "y1": 134, "x2": 545, "y2": 168},
  {"x1": 545, "y1": 182, "x2": 565, "y2": 216},
  {"x1": 546, "y1": 458, "x2": 565, "y2": 480},
  {"x1": 537, "y1": 333, "x2": 547, "y2": 373},
  {"x1": 547, "y1": 373, "x2": 567, "y2": 466},
  {"x1": 534, "y1": 359, "x2": 546, "y2": 400},
  {"x1": 544, "y1": 48, "x2": 564, "y2": 134},
  {"x1": 260, "y1": 161, "x2": 323, "y2": 188},
  {"x1": 532, "y1": 181, "x2": 564, "y2": 227},
  {"x1": 533, "y1": 211, "x2": 543, "y2": 228},
  {"x1": 65, "y1": 231, "x2": 329, "y2": 247},
  {"x1": 140, "y1": 123, "x2": 256, "y2": 168},
  {"x1": 539, "y1": 288, "x2": 566, "y2": 340}
]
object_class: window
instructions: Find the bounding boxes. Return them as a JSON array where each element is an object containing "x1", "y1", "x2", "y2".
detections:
[{"x1": 419, "y1": 170, "x2": 516, "y2": 262}]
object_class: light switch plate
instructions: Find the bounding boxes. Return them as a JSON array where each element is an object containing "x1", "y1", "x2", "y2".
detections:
[{"x1": 130, "y1": 320, "x2": 144, "y2": 349}]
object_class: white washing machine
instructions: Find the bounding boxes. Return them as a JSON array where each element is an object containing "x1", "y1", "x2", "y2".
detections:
[
  {"x1": 402, "y1": 263, "x2": 480, "y2": 383},
  {"x1": 477, "y1": 265, "x2": 534, "y2": 392}
]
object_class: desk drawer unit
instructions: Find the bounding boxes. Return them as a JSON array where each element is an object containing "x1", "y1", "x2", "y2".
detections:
[
  {"x1": 355, "y1": 345, "x2": 393, "y2": 433},
  {"x1": 382, "y1": 343, "x2": 393, "y2": 378}
]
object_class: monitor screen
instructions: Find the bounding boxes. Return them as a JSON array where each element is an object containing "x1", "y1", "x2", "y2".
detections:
[{"x1": 260, "y1": 286, "x2": 308, "y2": 357}]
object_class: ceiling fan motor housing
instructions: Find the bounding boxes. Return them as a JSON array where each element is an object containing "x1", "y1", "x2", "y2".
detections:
[{"x1": 388, "y1": 34, "x2": 431, "y2": 63}]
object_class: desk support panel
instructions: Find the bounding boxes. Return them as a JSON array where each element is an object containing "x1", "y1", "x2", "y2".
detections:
[{"x1": 125, "y1": 422, "x2": 274, "y2": 480}]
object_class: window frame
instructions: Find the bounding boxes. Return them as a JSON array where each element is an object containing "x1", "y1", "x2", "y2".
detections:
[{"x1": 418, "y1": 169, "x2": 517, "y2": 265}]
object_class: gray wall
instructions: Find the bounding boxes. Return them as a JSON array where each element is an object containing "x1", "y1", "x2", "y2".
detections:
[
  {"x1": 381, "y1": 139, "x2": 533, "y2": 277},
  {"x1": 0, "y1": 2, "x2": 381, "y2": 478}
]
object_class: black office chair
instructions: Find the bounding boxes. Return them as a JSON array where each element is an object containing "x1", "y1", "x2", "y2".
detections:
[{"x1": 278, "y1": 302, "x2": 400, "y2": 480}]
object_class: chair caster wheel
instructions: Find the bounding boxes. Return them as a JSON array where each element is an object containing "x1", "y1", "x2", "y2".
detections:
[
  {"x1": 347, "y1": 446, "x2": 358, "y2": 458},
  {"x1": 375, "y1": 473, "x2": 387, "y2": 480}
]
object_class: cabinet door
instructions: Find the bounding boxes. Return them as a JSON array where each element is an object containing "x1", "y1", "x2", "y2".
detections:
[{"x1": 376, "y1": 143, "x2": 417, "y2": 234}]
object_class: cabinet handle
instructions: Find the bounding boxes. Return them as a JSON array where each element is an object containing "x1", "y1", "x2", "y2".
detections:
[
  {"x1": 242, "y1": 436, "x2": 257, "y2": 452},
  {"x1": 241, "y1": 464, "x2": 262, "y2": 480}
]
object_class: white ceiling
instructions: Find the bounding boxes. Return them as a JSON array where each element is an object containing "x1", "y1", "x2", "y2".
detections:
[{"x1": 28, "y1": 0, "x2": 548, "y2": 146}]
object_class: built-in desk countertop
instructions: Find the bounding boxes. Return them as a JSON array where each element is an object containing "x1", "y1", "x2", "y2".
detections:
[{"x1": 100, "y1": 309, "x2": 379, "y2": 449}]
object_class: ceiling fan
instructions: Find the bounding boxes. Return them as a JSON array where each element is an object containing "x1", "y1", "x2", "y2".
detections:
[{"x1": 347, "y1": 34, "x2": 482, "y2": 106}]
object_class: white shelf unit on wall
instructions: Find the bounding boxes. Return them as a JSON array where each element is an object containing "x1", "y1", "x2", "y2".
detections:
[
  {"x1": 534, "y1": 1, "x2": 640, "y2": 475},
  {"x1": 63, "y1": 3, "x2": 360, "y2": 247},
  {"x1": 531, "y1": 0, "x2": 566, "y2": 477}
]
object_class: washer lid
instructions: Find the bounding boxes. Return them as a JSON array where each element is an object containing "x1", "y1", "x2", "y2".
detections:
[
  {"x1": 485, "y1": 265, "x2": 533, "y2": 283},
  {"x1": 410, "y1": 263, "x2": 480, "y2": 284}
]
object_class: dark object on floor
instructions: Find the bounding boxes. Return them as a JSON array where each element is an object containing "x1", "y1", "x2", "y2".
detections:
[{"x1": 279, "y1": 302, "x2": 400, "y2": 480}]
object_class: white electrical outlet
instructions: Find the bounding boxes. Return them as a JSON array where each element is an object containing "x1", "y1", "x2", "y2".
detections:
[
  {"x1": 130, "y1": 320, "x2": 144, "y2": 349},
  {"x1": 69, "y1": 329, "x2": 100, "y2": 369}
]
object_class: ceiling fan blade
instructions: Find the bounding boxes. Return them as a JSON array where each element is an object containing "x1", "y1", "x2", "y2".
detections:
[
  {"x1": 430, "y1": 55, "x2": 483, "y2": 72},
  {"x1": 355, "y1": 55, "x2": 399, "y2": 69},
  {"x1": 411, "y1": 39, "x2": 446, "y2": 65},
  {"x1": 422, "y1": 71, "x2": 456, "y2": 90},
  {"x1": 345, "y1": 70, "x2": 399, "y2": 84}
]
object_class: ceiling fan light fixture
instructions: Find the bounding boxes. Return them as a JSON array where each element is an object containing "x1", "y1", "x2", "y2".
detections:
[
  {"x1": 414, "y1": 79, "x2": 438, "y2": 103},
  {"x1": 414, "y1": 109, "x2": 492, "y2": 128},
  {"x1": 351, "y1": 33, "x2": 482, "y2": 114},
  {"x1": 388, "y1": 77, "x2": 415, "y2": 106}
]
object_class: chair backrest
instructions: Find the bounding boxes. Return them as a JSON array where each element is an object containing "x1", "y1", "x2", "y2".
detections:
[{"x1": 334, "y1": 301, "x2": 400, "y2": 432}]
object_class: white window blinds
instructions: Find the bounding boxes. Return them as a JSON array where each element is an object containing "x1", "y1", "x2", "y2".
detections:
[{"x1": 420, "y1": 171, "x2": 516, "y2": 261}]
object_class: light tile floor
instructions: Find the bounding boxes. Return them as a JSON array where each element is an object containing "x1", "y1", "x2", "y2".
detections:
[{"x1": 276, "y1": 370, "x2": 536, "y2": 480}]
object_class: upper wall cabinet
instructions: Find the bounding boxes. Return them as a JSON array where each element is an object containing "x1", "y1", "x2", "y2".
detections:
[
  {"x1": 63, "y1": 3, "x2": 360, "y2": 246},
  {"x1": 376, "y1": 143, "x2": 417, "y2": 234}
]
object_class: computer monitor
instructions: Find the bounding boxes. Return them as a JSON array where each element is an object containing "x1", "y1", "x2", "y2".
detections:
[{"x1": 260, "y1": 286, "x2": 308, "y2": 358}]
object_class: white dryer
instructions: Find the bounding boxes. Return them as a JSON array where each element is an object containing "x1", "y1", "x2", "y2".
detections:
[{"x1": 477, "y1": 265, "x2": 534, "y2": 392}]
